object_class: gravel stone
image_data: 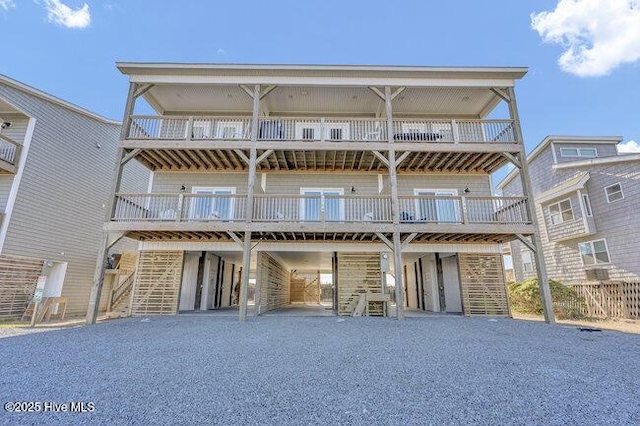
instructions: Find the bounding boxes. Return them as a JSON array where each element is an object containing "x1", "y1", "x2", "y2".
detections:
[{"x1": 0, "y1": 315, "x2": 638, "y2": 425}]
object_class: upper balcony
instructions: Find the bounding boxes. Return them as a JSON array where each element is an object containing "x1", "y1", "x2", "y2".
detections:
[
  {"x1": 117, "y1": 63, "x2": 527, "y2": 174},
  {"x1": 125, "y1": 116, "x2": 516, "y2": 173}
]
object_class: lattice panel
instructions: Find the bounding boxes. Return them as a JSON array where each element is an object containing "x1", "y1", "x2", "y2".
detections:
[
  {"x1": 337, "y1": 253, "x2": 382, "y2": 316},
  {"x1": 566, "y1": 282, "x2": 640, "y2": 319},
  {"x1": 458, "y1": 253, "x2": 509, "y2": 316},
  {"x1": 0, "y1": 255, "x2": 44, "y2": 319},
  {"x1": 131, "y1": 251, "x2": 183, "y2": 316},
  {"x1": 256, "y1": 253, "x2": 290, "y2": 313},
  {"x1": 118, "y1": 251, "x2": 138, "y2": 273},
  {"x1": 289, "y1": 278, "x2": 306, "y2": 303}
]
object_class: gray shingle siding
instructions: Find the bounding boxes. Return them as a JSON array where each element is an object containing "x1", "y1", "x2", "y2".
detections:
[
  {"x1": 554, "y1": 142, "x2": 618, "y2": 164},
  {"x1": 505, "y1": 140, "x2": 640, "y2": 284}
]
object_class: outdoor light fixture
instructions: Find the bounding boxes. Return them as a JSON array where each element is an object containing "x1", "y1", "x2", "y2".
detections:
[
  {"x1": 180, "y1": 185, "x2": 186, "y2": 192},
  {"x1": 1, "y1": 122, "x2": 11, "y2": 129},
  {"x1": 351, "y1": 186, "x2": 356, "y2": 193},
  {"x1": 464, "y1": 187, "x2": 470, "y2": 193}
]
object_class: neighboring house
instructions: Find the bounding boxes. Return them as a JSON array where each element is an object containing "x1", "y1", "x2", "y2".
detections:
[
  {"x1": 86, "y1": 63, "x2": 551, "y2": 323},
  {"x1": 0, "y1": 75, "x2": 148, "y2": 319},
  {"x1": 499, "y1": 136, "x2": 640, "y2": 285}
]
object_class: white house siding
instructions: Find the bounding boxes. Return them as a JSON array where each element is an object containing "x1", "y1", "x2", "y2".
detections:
[
  {"x1": 151, "y1": 171, "x2": 492, "y2": 196},
  {"x1": 0, "y1": 83, "x2": 149, "y2": 316}
]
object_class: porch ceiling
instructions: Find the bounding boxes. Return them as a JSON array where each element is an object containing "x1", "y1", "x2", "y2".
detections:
[
  {"x1": 132, "y1": 149, "x2": 508, "y2": 173},
  {"x1": 144, "y1": 85, "x2": 500, "y2": 118},
  {"x1": 124, "y1": 230, "x2": 520, "y2": 245}
]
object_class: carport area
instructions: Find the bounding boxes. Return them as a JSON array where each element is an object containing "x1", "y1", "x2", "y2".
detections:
[{"x1": 1, "y1": 315, "x2": 638, "y2": 425}]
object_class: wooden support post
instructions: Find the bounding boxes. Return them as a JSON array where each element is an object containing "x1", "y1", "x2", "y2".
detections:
[
  {"x1": 86, "y1": 82, "x2": 137, "y2": 325},
  {"x1": 507, "y1": 86, "x2": 555, "y2": 324},
  {"x1": 385, "y1": 86, "x2": 405, "y2": 321},
  {"x1": 86, "y1": 232, "x2": 124, "y2": 324},
  {"x1": 239, "y1": 231, "x2": 252, "y2": 321},
  {"x1": 239, "y1": 84, "x2": 261, "y2": 321}
]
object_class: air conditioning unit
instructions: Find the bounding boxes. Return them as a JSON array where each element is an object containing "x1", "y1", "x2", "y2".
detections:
[{"x1": 585, "y1": 268, "x2": 609, "y2": 281}]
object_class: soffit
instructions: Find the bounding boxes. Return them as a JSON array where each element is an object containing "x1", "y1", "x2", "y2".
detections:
[{"x1": 148, "y1": 84, "x2": 498, "y2": 117}]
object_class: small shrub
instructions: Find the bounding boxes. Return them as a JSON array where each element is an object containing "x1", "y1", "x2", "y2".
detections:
[{"x1": 508, "y1": 278, "x2": 586, "y2": 319}]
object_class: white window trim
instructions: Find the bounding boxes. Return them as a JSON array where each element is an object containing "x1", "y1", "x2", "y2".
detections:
[
  {"x1": 578, "y1": 238, "x2": 611, "y2": 267},
  {"x1": 413, "y1": 188, "x2": 460, "y2": 223},
  {"x1": 547, "y1": 198, "x2": 574, "y2": 225},
  {"x1": 581, "y1": 194, "x2": 593, "y2": 217},
  {"x1": 300, "y1": 188, "x2": 345, "y2": 221},
  {"x1": 216, "y1": 121, "x2": 244, "y2": 139},
  {"x1": 604, "y1": 182, "x2": 624, "y2": 203},
  {"x1": 560, "y1": 147, "x2": 598, "y2": 158},
  {"x1": 191, "y1": 119, "x2": 212, "y2": 139},
  {"x1": 190, "y1": 186, "x2": 236, "y2": 220},
  {"x1": 295, "y1": 122, "x2": 322, "y2": 140}
]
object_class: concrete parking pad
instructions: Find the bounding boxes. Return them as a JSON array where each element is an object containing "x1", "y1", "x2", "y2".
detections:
[{"x1": 1, "y1": 316, "x2": 638, "y2": 425}]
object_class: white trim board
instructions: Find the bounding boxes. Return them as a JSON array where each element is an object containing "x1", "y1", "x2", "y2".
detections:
[{"x1": 0, "y1": 117, "x2": 36, "y2": 253}]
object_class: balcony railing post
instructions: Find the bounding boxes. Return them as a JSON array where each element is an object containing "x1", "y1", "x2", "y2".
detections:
[
  {"x1": 451, "y1": 119, "x2": 459, "y2": 144},
  {"x1": 460, "y1": 196, "x2": 468, "y2": 224},
  {"x1": 320, "y1": 118, "x2": 326, "y2": 142},
  {"x1": 186, "y1": 117, "x2": 194, "y2": 141},
  {"x1": 177, "y1": 194, "x2": 184, "y2": 222}
]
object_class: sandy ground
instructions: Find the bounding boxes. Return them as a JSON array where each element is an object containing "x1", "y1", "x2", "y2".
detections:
[{"x1": 512, "y1": 312, "x2": 640, "y2": 334}]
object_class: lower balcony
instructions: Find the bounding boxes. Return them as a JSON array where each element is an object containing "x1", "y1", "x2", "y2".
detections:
[
  {"x1": 0, "y1": 134, "x2": 21, "y2": 174},
  {"x1": 107, "y1": 193, "x2": 533, "y2": 243}
]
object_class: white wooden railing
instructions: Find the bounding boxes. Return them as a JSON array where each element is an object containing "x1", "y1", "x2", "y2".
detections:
[
  {"x1": 113, "y1": 193, "x2": 247, "y2": 221},
  {"x1": 398, "y1": 195, "x2": 529, "y2": 224},
  {"x1": 126, "y1": 116, "x2": 516, "y2": 143},
  {"x1": 0, "y1": 133, "x2": 21, "y2": 165},
  {"x1": 253, "y1": 195, "x2": 392, "y2": 222},
  {"x1": 112, "y1": 193, "x2": 529, "y2": 225}
]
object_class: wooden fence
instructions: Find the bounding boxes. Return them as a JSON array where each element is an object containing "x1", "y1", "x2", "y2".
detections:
[{"x1": 560, "y1": 282, "x2": 640, "y2": 319}]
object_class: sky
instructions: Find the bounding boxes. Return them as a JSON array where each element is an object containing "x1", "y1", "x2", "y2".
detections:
[{"x1": 1, "y1": 0, "x2": 639, "y2": 178}]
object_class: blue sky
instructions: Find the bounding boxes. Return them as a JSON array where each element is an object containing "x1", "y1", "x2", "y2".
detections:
[{"x1": 1, "y1": 0, "x2": 639, "y2": 169}]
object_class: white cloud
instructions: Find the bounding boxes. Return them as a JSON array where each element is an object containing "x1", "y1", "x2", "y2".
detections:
[
  {"x1": 618, "y1": 140, "x2": 640, "y2": 153},
  {"x1": 0, "y1": 0, "x2": 15, "y2": 11},
  {"x1": 42, "y1": 0, "x2": 91, "y2": 29},
  {"x1": 531, "y1": 0, "x2": 640, "y2": 77}
]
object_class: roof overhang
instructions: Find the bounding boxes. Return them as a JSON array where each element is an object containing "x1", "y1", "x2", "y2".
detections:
[
  {"x1": 552, "y1": 152, "x2": 640, "y2": 170},
  {"x1": 0, "y1": 74, "x2": 120, "y2": 125},
  {"x1": 497, "y1": 135, "x2": 624, "y2": 190},
  {"x1": 535, "y1": 172, "x2": 590, "y2": 204},
  {"x1": 117, "y1": 63, "x2": 527, "y2": 117}
]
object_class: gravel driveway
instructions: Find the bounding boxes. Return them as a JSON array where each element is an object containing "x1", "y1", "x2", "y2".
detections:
[{"x1": 0, "y1": 315, "x2": 638, "y2": 425}]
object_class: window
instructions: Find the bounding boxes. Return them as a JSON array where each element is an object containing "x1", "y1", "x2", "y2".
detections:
[
  {"x1": 216, "y1": 121, "x2": 244, "y2": 139},
  {"x1": 521, "y1": 251, "x2": 534, "y2": 273},
  {"x1": 189, "y1": 187, "x2": 236, "y2": 220},
  {"x1": 191, "y1": 120, "x2": 211, "y2": 139},
  {"x1": 548, "y1": 199, "x2": 574, "y2": 225},
  {"x1": 413, "y1": 189, "x2": 460, "y2": 223},
  {"x1": 582, "y1": 194, "x2": 592, "y2": 217},
  {"x1": 578, "y1": 239, "x2": 610, "y2": 266},
  {"x1": 300, "y1": 188, "x2": 344, "y2": 221},
  {"x1": 605, "y1": 183, "x2": 624, "y2": 203},
  {"x1": 560, "y1": 147, "x2": 598, "y2": 158}
]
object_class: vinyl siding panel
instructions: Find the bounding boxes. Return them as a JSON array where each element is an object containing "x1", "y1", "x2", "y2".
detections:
[
  {"x1": 0, "y1": 176, "x2": 13, "y2": 212},
  {"x1": 0, "y1": 83, "x2": 150, "y2": 316},
  {"x1": 151, "y1": 171, "x2": 492, "y2": 196}
]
